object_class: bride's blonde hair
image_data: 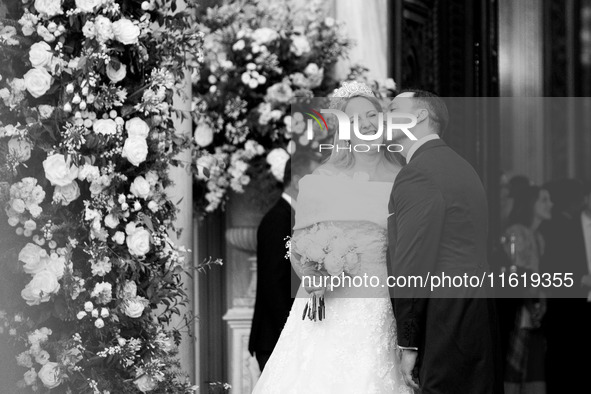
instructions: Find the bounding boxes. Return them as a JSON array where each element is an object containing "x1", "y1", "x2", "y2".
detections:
[{"x1": 325, "y1": 94, "x2": 401, "y2": 168}]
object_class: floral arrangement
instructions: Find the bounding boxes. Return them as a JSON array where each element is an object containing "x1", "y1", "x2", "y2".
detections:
[
  {"x1": 191, "y1": 0, "x2": 353, "y2": 213},
  {"x1": 290, "y1": 223, "x2": 360, "y2": 278},
  {"x1": 0, "y1": 0, "x2": 207, "y2": 392}
]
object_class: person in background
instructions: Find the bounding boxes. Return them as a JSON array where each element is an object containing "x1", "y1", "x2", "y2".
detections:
[
  {"x1": 541, "y1": 179, "x2": 590, "y2": 394},
  {"x1": 503, "y1": 185, "x2": 552, "y2": 394},
  {"x1": 248, "y1": 152, "x2": 319, "y2": 372}
]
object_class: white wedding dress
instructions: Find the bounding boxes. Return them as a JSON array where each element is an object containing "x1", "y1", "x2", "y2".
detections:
[{"x1": 252, "y1": 172, "x2": 411, "y2": 394}]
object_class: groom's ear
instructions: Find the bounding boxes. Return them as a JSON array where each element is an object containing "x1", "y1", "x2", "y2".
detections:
[{"x1": 416, "y1": 108, "x2": 429, "y2": 124}]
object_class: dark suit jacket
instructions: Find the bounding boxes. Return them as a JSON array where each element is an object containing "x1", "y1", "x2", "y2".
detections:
[
  {"x1": 248, "y1": 197, "x2": 296, "y2": 356},
  {"x1": 388, "y1": 139, "x2": 499, "y2": 394}
]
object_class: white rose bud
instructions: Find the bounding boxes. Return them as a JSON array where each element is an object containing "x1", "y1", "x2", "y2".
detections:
[
  {"x1": 76, "y1": 311, "x2": 86, "y2": 320},
  {"x1": 84, "y1": 301, "x2": 93, "y2": 312},
  {"x1": 91, "y1": 309, "x2": 99, "y2": 318},
  {"x1": 94, "y1": 318, "x2": 104, "y2": 328},
  {"x1": 100, "y1": 308, "x2": 109, "y2": 318}
]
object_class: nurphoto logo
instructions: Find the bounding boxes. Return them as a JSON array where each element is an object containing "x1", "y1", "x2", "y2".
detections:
[{"x1": 303, "y1": 109, "x2": 420, "y2": 153}]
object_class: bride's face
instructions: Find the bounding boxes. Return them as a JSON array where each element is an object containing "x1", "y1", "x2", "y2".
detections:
[{"x1": 344, "y1": 97, "x2": 384, "y2": 151}]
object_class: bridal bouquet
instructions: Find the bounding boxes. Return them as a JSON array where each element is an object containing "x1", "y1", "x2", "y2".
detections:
[
  {"x1": 291, "y1": 223, "x2": 360, "y2": 277},
  {"x1": 290, "y1": 223, "x2": 360, "y2": 321}
]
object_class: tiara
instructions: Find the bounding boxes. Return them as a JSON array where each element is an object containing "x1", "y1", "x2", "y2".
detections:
[
  {"x1": 329, "y1": 81, "x2": 375, "y2": 109},
  {"x1": 331, "y1": 81, "x2": 374, "y2": 98}
]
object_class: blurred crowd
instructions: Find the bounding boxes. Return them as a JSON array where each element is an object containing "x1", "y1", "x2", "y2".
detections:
[{"x1": 494, "y1": 174, "x2": 591, "y2": 394}]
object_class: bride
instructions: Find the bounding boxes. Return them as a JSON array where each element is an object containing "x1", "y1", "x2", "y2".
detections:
[{"x1": 252, "y1": 82, "x2": 412, "y2": 393}]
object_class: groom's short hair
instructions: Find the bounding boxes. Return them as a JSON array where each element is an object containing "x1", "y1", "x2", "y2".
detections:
[{"x1": 400, "y1": 89, "x2": 449, "y2": 136}]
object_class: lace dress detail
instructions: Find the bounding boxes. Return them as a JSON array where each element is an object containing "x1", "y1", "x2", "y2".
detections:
[{"x1": 252, "y1": 175, "x2": 411, "y2": 394}]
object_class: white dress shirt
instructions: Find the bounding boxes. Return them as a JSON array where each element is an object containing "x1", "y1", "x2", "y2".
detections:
[
  {"x1": 281, "y1": 192, "x2": 295, "y2": 210},
  {"x1": 406, "y1": 134, "x2": 440, "y2": 162}
]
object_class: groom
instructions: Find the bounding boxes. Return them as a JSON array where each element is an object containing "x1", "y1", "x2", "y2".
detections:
[{"x1": 386, "y1": 91, "x2": 501, "y2": 393}]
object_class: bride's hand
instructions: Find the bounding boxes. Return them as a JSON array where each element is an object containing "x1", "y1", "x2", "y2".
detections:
[{"x1": 302, "y1": 266, "x2": 327, "y2": 296}]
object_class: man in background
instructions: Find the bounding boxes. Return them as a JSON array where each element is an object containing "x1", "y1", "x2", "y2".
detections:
[{"x1": 248, "y1": 151, "x2": 319, "y2": 371}]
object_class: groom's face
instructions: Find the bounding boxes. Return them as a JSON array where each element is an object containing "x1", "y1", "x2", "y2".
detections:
[{"x1": 386, "y1": 92, "x2": 420, "y2": 144}]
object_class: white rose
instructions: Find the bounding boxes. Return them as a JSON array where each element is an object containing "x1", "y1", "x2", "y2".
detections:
[
  {"x1": 82, "y1": 21, "x2": 96, "y2": 39},
  {"x1": 124, "y1": 296, "x2": 147, "y2": 318},
  {"x1": 232, "y1": 39, "x2": 245, "y2": 51},
  {"x1": 134, "y1": 374, "x2": 157, "y2": 392},
  {"x1": 130, "y1": 176, "x2": 151, "y2": 199},
  {"x1": 43, "y1": 154, "x2": 79, "y2": 186},
  {"x1": 126, "y1": 227, "x2": 150, "y2": 256},
  {"x1": 94, "y1": 16, "x2": 114, "y2": 43},
  {"x1": 53, "y1": 181, "x2": 80, "y2": 206},
  {"x1": 8, "y1": 138, "x2": 32, "y2": 162},
  {"x1": 78, "y1": 164, "x2": 100, "y2": 182},
  {"x1": 37, "y1": 105, "x2": 54, "y2": 119},
  {"x1": 104, "y1": 214, "x2": 119, "y2": 229},
  {"x1": 193, "y1": 122, "x2": 214, "y2": 147},
  {"x1": 75, "y1": 0, "x2": 101, "y2": 13},
  {"x1": 144, "y1": 171, "x2": 158, "y2": 185},
  {"x1": 112, "y1": 231, "x2": 125, "y2": 244},
  {"x1": 76, "y1": 311, "x2": 86, "y2": 319},
  {"x1": 290, "y1": 34, "x2": 310, "y2": 56},
  {"x1": 21, "y1": 270, "x2": 60, "y2": 306},
  {"x1": 94, "y1": 318, "x2": 104, "y2": 328},
  {"x1": 35, "y1": 0, "x2": 63, "y2": 18},
  {"x1": 23, "y1": 368, "x2": 37, "y2": 386},
  {"x1": 119, "y1": 280, "x2": 137, "y2": 298},
  {"x1": 19, "y1": 243, "x2": 47, "y2": 274},
  {"x1": 125, "y1": 117, "x2": 150, "y2": 138},
  {"x1": 38, "y1": 362, "x2": 61, "y2": 389},
  {"x1": 252, "y1": 28, "x2": 279, "y2": 44},
  {"x1": 34, "y1": 350, "x2": 50, "y2": 365},
  {"x1": 29, "y1": 41, "x2": 53, "y2": 68},
  {"x1": 106, "y1": 62, "x2": 126, "y2": 83},
  {"x1": 93, "y1": 118, "x2": 117, "y2": 135},
  {"x1": 266, "y1": 148, "x2": 290, "y2": 182},
  {"x1": 112, "y1": 18, "x2": 140, "y2": 45},
  {"x1": 46, "y1": 254, "x2": 65, "y2": 279},
  {"x1": 122, "y1": 136, "x2": 148, "y2": 166},
  {"x1": 23, "y1": 68, "x2": 52, "y2": 98}
]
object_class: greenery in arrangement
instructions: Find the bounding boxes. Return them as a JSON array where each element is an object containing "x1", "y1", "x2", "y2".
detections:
[{"x1": 0, "y1": 0, "x2": 207, "y2": 392}]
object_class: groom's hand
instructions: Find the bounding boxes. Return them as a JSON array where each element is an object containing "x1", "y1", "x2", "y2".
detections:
[{"x1": 400, "y1": 349, "x2": 419, "y2": 390}]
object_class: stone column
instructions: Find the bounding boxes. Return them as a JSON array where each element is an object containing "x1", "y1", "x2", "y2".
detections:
[{"x1": 167, "y1": 71, "x2": 197, "y2": 382}]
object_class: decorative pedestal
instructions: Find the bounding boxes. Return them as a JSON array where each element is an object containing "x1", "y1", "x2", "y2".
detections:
[
  {"x1": 222, "y1": 307, "x2": 260, "y2": 394},
  {"x1": 224, "y1": 227, "x2": 260, "y2": 394}
]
